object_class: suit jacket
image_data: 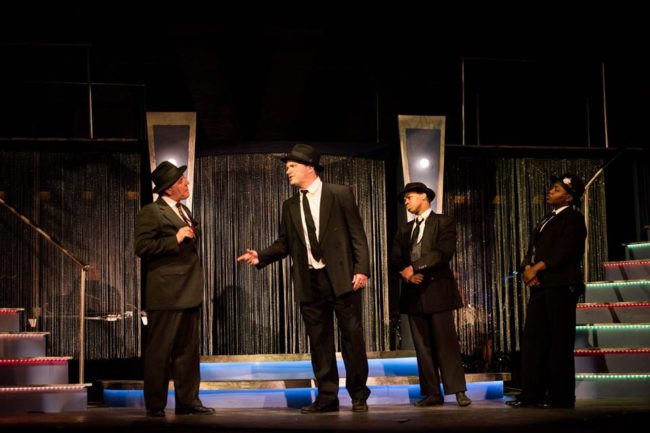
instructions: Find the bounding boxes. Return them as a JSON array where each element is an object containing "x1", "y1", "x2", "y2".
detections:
[
  {"x1": 523, "y1": 206, "x2": 587, "y2": 288},
  {"x1": 257, "y1": 183, "x2": 370, "y2": 302},
  {"x1": 391, "y1": 213, "x2": 462, "y2": 314},
  {"x1": 134, "y1": 197, "x2": 203, "y2": 310}
]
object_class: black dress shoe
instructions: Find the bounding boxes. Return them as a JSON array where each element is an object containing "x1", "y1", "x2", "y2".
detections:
[
  {"x1": 175, "y1": 405, "x2": 216, "y2": 415},
  {"x1": 300, "y1": 399, "x2": 340, "y2": 414},
  {"x1": 146, "y1": 409, "x2": 165, "y2": 417},
  {"x1": 351, "y1": 398, "x2": 368, "y2": 412},
  {"x1": 505, "y1": 399, "x2": 543, "y2": 408},
  {"x1": 414, "y1": 395, "x2": 444, "y2": 407},
  {"x1": 456, "y1": 391, "x2": 472, "y2": 407}
]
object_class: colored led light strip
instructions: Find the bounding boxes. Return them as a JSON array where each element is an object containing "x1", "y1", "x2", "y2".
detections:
[
  {"x1": 0, "y1": 309, "x2": 20, "y2": 314},
  {"x1": 0, "y1": 358, "x2": 69, "y2": 365},
  {"x1": 625, "y1": 242, "x2": 650, "y2": 249},
  {"x1": 576, "y1": 374, "x2": 650, "y2": 380},
  {"x1": 0, "y1": 385, "x2": 88, "y2": 393},
  {"x1": 586, "y1": 280, "x2": 650, "y2": 288},
  {"x1": 603, "y1": 260, "x2": 650, "y2": 267},
  {"x1": 577, "y1": 302, "x2": 650, "y2": 309},
  {"x1": 576, "y1": 324, "x2": 650, "y2": 330},
  {"x1": 574, "y1": 349, "x2": 650, "y2": 355}
]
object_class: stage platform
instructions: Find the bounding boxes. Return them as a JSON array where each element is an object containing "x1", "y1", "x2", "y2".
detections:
[
  {"x1": 100, "y1": 352, "x2": 510, "y2": 409},
  {"x1": 0, "y1": 399, "x2": 649, "y2": 433}
]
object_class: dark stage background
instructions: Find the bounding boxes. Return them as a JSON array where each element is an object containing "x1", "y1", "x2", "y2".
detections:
[
  {"x1": 0, "y1": 150, "x2": 613, "y2": 367},
  {"x1": 0, "y1": 24, "x2": 649, "y2": 377}
]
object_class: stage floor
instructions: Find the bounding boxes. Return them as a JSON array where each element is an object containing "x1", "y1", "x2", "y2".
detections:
[{"x1": 1, "y1": 399, "x2": 649, "y2": 433}]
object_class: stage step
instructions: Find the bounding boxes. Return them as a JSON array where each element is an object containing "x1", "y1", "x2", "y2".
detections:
[
  {"x1": 0, "y1": 308, "x2": 23, "y2": 333},
  {"x1": 575, "y1": 324, "x2": 650, "y2": 348},
  {"x1": 0, "y1": 357, "x2": 71, "y2": 386},
  {"x1": 576, "y1": 302, "x2": 650, "y2": 323},
  {"x1": 574, "y1": 348, "x2": 650, "y2": 373},
  {"x1": 0, "y1": 384, "x2": 89, "y2": 414},
  {"x1": 604, "y1": 260, "x2": 650, "y2": 280},
  {"x1": 0, "y1": 332, "x2": 48, "y2": 358},
  {"x1": 102, "y1": 373, "x2": 510, "y2": 409},
  {"x1": 575, "y1": 373, "x2": 650, "y2": 399},
  {"x1": 199, "y1": 357, "x2": 424, "y2": 381},
  {"x1": 625, "y1": 242, "x2": 650, "y2": 260},
  {"x1": 584, "y1": 280, "x2": 650, "y2": 303}
]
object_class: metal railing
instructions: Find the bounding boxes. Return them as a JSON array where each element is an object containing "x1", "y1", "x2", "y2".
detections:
[
  {"x1": 582, "y1": 150, "x2": 625, "y2": 282},
  {"x1": 0, "y1": 196, "x2": 88, "y2": 384}
]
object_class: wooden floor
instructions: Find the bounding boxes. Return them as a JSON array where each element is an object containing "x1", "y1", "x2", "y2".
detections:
[{"x1": 1, "y1": 399, "x2": 649, "y2": 433}]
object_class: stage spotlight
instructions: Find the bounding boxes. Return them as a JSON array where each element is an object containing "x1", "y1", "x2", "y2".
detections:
[
  {"x1": 168, "y1": 158, "x2": 178, "y2": 166},
  {"x1": 418, "y1": 158, "x2": 430, "y2": 169}
]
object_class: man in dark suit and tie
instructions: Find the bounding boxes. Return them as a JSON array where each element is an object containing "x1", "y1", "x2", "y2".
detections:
[
  {"x1": 238, "y1": 144, "x2": 371, "y2": 413},
  {"x1": 507, "y1": 173, "x2": 587, "y2": 409},
  {"x1": 135, "y1": 161, "x2": 214, "y2": 417},
  {"x1": 391, "y1": 182, "x2": 471, "y2": 407}
]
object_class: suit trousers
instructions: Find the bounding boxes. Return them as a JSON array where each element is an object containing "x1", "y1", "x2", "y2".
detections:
[
  {"x1": 144, "y1": 307, "x2": 202, "y2": 411},
  {"x1": 520, "y1": 285, "x2": 578, "y2": 405},
  {"x1": 408, "y1": 310, "x2": 467, "y2": 396},
  {"x1": 300, "y1": 268, "x2": 370, "y2": 402}
]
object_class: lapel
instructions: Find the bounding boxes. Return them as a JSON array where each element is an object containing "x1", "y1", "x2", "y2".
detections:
[
  {"x1": 420, "y1": 213, "x2": 439, "y2": 251},
  {"x1": 289, "y1": 194, "x2": 307, "y2": 247},
  {"x1": 319, "y1": 183, "x2": 333, "y2": 239},
  {"x1": 155, "y1": 197, "x2": 185, "y2": 228}
]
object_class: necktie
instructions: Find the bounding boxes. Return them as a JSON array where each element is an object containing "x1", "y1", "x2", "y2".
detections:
[
  {"x1": 301, "y1": 190, "x2": 323, "y2": 261},
  {"x1": 409, "y1": 217, "x2": 423, "y2": 249},
  {"x1": 176, "y1": 202, "x2": 197, "y2": 236}
]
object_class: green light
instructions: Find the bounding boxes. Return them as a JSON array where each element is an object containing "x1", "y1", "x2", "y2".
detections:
[
  {"x1": 586, "y1": 280, "x2": 650, "y2": 288},
  {"x1": 576, "y1": 324, "x2": 650, "y2": 330},
  {"x1": 576, "y1": 374, "x2": 650, "y2": 380},
  {"x1": 625, "y1": 242, "x2": 650, "y2": 249}
]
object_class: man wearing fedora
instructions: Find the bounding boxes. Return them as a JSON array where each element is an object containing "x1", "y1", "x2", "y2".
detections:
[
  {"x1": 238, "y1": 144, "x2": 371, "y2": 413},
  {"x1": 391, "y1": 182, "x2": 471, "y2": 407},
  {"x1": 135, "y1": 161, "x2": 214, "y2": 417},
  {"x1": 507, "y1": 173, "x2": 587, "y2": 409}
]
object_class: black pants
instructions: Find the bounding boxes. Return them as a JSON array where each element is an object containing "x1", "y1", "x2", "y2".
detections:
[
  {"x1": 408, "y1": 310, "x2": 467, "y2": 396},
  {"x1": 300, "y1": 268, "x2": 370, "y2": 402},
  {"x1": 144, "y1": 307, "x2": 202, "y2": 411},
  {"x1": 520, "y1": 285, "x2": 579, "y2": 405}
]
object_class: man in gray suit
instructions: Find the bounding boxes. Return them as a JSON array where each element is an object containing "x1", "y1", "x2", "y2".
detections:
[
  {"x1": 391, "y1": 182, "x2": 471, "y2": 407},
  {"x1": 135, "y1": 161, "x2": 214, "y2": 417},
  {"x1": 238, "y1": 144, "x2": 371, "y2": 413}
]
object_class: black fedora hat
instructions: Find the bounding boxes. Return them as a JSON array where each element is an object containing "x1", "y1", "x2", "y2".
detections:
[
  {"x1": 280, "y1": 144, "x2": 324, "y2": 171},
  {"x1": 398, "y1": 182, "x2": 436, "y2": 202},
  {"x1": 550, "y1": 172, "x2": 585, "y2": 204},
  {"x1": 151, "y1": 161, "x2": 187, "y2": 194}
]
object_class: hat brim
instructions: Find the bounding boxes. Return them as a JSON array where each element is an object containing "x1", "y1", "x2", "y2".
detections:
[
  {"x1": 152, "y1": 165, "x2": 187, "y2": 194},
  {"x1": 397, "y1": 188, "x2": 435, "y2": 203},
  {"x1": 279, "y1": 155, "x2": 324, "y2": 171}
]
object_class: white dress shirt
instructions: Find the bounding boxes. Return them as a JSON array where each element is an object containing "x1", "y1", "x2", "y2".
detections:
[{"x1": 300, "y1": 177, "x2": 325, "y2": 269}]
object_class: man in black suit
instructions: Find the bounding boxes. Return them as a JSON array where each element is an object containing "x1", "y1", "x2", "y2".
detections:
[
  {"x1": 391, "y1": 182, "x2": 471, "y2": 407},
  {"x1": 135, "y1": 161, "x2": 214, "y2": 417},
  {"x1": 506, "y1": 173, "x2": 587, "y2": 409},
  {"x1": 238, "y1": 144, "x2": 371, "y2": 413}
]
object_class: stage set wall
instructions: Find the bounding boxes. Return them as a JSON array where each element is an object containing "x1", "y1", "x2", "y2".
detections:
[{"x1": 0, "y1": 149, "x2": 615, "y2": 369}]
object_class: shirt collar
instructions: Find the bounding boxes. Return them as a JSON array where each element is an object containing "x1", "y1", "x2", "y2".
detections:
[
  {"x1": 417, "y1": 208, "x2": 433, "y2": 222},
  {"x1": 302, "y1": 176, "x2": 322, "y2": 194},
  {"x1": 161, "y1": 195, "x2": 179, "y2": 208},
  {"x1": 554, "y1": 205, "x2": 570, "y2": 215}
]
